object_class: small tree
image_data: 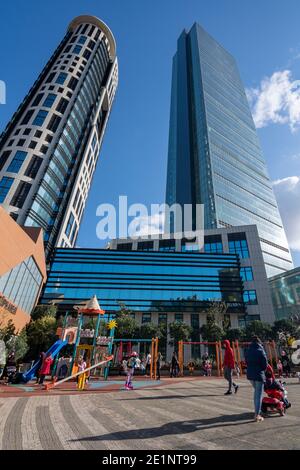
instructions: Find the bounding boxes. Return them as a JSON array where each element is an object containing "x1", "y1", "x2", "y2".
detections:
[
  {"x1": 200, "y1": 320, "x2": 224, "y2": 342},
  {"x1": 114, "y1": 303, "x2": 139, "y2": 339},
  {"x1": 168, "y1": 321, "x2": 192, "y2": 351},
  {"x1": 30, "y1": 304, "x2": 57, "y2": 321},
  {"x1": 225, "y1": 328, "x2": 243, "y2": 342},
  {"x1": 25, "y1": 315, "x2": 57, "y2": 360},
  {"x1": 205, "y1": 301, "x2": 229, "y2": 330},
  {"x1": 6, "y1": 328, "x2": 29, "y2": 361},
  {"x1": 139, "y1": 322, "x2": 162, "y2": 339},
  {"x1": 243, "y1": 320, "x2": 273, "y2": 342}
]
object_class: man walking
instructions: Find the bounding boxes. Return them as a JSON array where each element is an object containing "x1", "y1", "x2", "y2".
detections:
[{"x1": 223, "y1": 340, "x2": 239, "y2": 395}]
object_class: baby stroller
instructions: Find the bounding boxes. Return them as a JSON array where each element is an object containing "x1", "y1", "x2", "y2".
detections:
[
  {"x1": 261, "y1": 386, "x2": 290, "y2": 416},
  {"x1": 261, "y1": 364, "x2": 291, "y2": 416}
]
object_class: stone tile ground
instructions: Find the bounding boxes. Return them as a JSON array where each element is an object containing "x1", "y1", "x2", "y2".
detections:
[{"x1": 0, "y1": 377, "x2": 299, "y2": 450}]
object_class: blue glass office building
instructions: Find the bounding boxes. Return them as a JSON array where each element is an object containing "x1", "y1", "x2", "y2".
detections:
[
  {"x1": 166, "y1": 23, "x2": 293, "y2": 277},
  {"x1": 41, "y1": 248, "x2": 245, "y2": 318}
]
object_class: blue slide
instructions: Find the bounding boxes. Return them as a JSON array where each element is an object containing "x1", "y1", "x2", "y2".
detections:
[{"x1": 21, "y1": 339, "x2": 68, "y2": 383}]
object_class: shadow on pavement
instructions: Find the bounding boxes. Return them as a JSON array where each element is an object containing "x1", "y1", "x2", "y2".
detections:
[
  {"x1": 119, "y1": 394, "x2": 221, "y2": 400},
  {"x1": 71, "y1": 412, "x2": 254, "y2": 443}
]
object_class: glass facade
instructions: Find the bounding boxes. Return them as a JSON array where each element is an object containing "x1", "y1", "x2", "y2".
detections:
[
  {"x1": 0, "y1": 256, "x2": 43, "y2": 315},
  {"x1": 166, "y1": 23, "x2": 293, "y2": 277},
  {"x1": 269, "y1": 267, "x2": 300, "y2": 319},
  {"x1": 41, "y1": 248, "x2": 245, "y2": 315}
]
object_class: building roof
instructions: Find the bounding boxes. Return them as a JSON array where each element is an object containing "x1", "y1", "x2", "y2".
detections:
[{"x1": 68, "y1": 15, "x2": 116, "y2": 60}]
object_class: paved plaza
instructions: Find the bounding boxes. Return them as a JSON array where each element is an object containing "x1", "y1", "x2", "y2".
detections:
[{"x1": 0, "y1": 377, "x2": 299, "y2": 450}]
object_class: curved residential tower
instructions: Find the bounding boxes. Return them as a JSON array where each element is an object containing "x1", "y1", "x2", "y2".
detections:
[{"x1": 0, "y1": 15, "x2": 118, "y2": 258}]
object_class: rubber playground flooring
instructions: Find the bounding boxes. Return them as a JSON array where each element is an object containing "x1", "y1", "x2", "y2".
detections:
[{"x1": 0, "y1": 375, "x2": 224, "y2": 397}]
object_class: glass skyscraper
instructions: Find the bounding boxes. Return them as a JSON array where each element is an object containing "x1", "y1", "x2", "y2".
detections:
[
  {"x1": 166, "y1": 23, "x2": 293, "y2": 277},
  {"x1": 0, "y1": 15, "x2": 118, "y2": 259}
]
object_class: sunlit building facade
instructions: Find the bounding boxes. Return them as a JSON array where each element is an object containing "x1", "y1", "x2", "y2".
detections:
[{"x1": 166, "y1": 23, "x2": 293, "y2": 277}]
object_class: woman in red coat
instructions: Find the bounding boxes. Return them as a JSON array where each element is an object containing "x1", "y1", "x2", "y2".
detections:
[
  {"x1": 38, "y1": 355, "x2": 53, "y2": 385},
  {"x1": 223, "y1": 340, "x2": 239, "y2": 395}
]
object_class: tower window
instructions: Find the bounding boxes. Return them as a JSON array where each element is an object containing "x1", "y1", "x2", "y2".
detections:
[
  {"x1": 78, "y1": 36, "x2": 87, "y2": 44},
  {"x1": 83, "y1": 50, "x2": 91, "y2": 61},
  {"x1": 56, "y1": 97, "x2": 68, "y2": 114},
  {"x1": 240, "y1": 267, "x2": 254, "y2": 282},
  {"x1": 243, "y1": 290, "x2": 258, "y2": 305},
  {"x1": 32, "y1": 93, "x2": 44, "y2": 107},
  {"x1": 46, "y1": 72, "x2": 55, "y2": 83},
  {"x1": 73, "y1": 45, "x2": 82, "y2": 55},
  {"x1": 29, "y1": 141, "x2": 37, "y2": 149},
  {"x1": 7, "y1": 150, "x2": 27, "y2": 173},
  {"x1": 65, "y1": 212, "x2": 75, "y2": 238},
  {"x1": 33, "y1": 110, "x2": 48, "y2": 126},
  {"x1": 17, "y1": 139, "x2": 26, "y2": 146},
  {"x1": 56, "y1": 72, "x2": 67, "y2": 85},
  {"x1": 68, "y1": 77, "x2": 78, "y2": 91},
  {"x1": 25, "y1": 156, "x2": 42, "y2": 178},
  {"x1": 88, "y1": 25, "x2": 95, "y2": 36},
  {"x1": 228, "y1": 233, "x2": 249, "y2": 258},
  {"x1": 34, "y1": 130, "x2": 42, "y2": 138},
  {"x1": 42, "y1": 93, "x2": 57, "y2": 108},
  {"x1": 21, "y1": 109, "x2": 34, "y2": 125},
  {"x1": 10, "y1": 181, "x2": 31, "y2": 208},
  {"x1": 0, "y1": 177, "x2": 14, "y2": 203},
  {"x1": 47, "y1": 114, "x2": 61, "y2": 132},
  {"x1": 87, "y1": 40, "x2": 95, "y2": 50},
  {"x1": 40, "y1": 145, "x2": 48, "y2": 154},
  {"x1": 0, "y1": 151, "x2": 11, "y2": 171}
]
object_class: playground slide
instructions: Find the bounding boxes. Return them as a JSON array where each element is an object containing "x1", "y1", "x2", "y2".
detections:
[{"x1": 21, "y1": 339, "x2": 68, "y2": 383}]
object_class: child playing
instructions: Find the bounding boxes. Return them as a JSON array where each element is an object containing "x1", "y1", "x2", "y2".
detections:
[
  {"x1": 77, "y1": 356, "x2": 87, "y2": 391},
  {"x1": 235, "y1": 362, "x2": 241, "y2": 379},
  {"x1": 125, "y1": 351, "x2": 138, "y2": 390},
  {"x1": 206, "y1": 360, "x2": 212, "y2": 377}
]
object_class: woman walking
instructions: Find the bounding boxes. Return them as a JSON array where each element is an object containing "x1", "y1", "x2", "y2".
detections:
[{"x1": 245, "y1": 336, "x2": 268, "y2": 422}]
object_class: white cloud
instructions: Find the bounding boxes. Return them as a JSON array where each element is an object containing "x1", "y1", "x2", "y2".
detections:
[
  {"x1": 128, "y1": 212, "x2": 165, "y2": 237},
  {"x1": 247, "y1": 70, "x2": 300, "y2": 132},
  {"x1": 273, "y1": 176, "x2": 300, "y2": 251}
]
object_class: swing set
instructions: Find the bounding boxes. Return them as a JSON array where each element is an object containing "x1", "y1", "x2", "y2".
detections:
[
  {"x1": 112, "y1": 337, "x2": 159, "y2": 379},
  {"x1": 231, "y1": 340, "x2": 278, "y2": 376},
  {"x1": 178, "y1": 339, "x2": 279, "y2": 377},
  {"x1": 178, "y1": 340, "x2": 222, "y2": 376}
]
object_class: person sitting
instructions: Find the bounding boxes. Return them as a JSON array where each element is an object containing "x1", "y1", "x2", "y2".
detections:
[{"x1": 187, "y1": 360, "x2": 195, "y2": 375}]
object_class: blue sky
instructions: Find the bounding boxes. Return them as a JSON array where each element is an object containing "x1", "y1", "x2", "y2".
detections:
[{"x1": 0, "y1": 0, "x2": 300, "y2": 266}]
